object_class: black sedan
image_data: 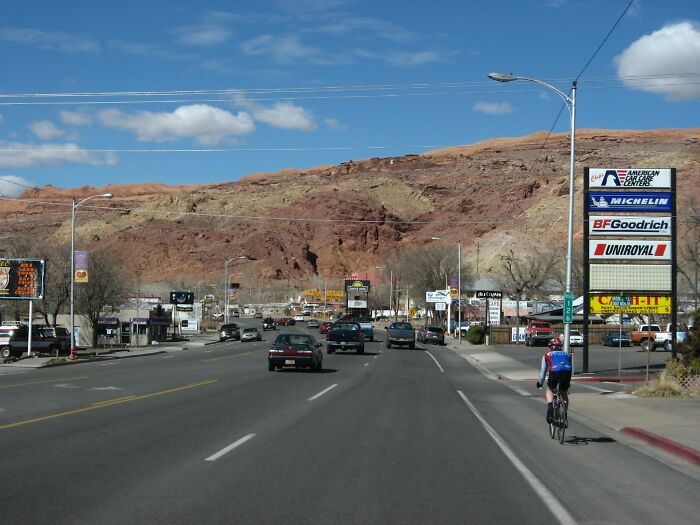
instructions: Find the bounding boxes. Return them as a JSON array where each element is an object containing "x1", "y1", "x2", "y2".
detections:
[
  {"x1": 268, "y1": 333, "x2": 323, "y2": 372},
  {"x1": 603, "y1": 330, "x2": 632, "y2": 347}
]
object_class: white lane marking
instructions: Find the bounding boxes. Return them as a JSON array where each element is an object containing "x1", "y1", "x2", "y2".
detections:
[
  {"x1": 424, "y1": 351, "x2": 444, "y2": 373},
  {"x1": 457, "y1": 391, "x2": 577, "y2": 525},
  {"x1": 308, "y1": 383, "x2": 338, "y2": 401},
  {"x1": 205, "y1": 433, "x2": 256, "y2": 462},
  {"x1": 89, "y1": 386, "x2": 122, "y2": 391},
  {"x1": 509, "y1": 385, "x2": 531, "y2": 397},
  {"x1": 100, "y1": 362, "x2": 118, "y2": 366},
  {"x1": 53, "y1": 384, "x2": 80, "y2": 389},
  {"x1": 574, "y1": 383, "x2": 613, "y2": 394},
  {"x1": 162, "y1": 355, "x2": 175, "y2": 359},
  {"x1": 364, "y1": 362, "x2": 369, "y2": 367}
]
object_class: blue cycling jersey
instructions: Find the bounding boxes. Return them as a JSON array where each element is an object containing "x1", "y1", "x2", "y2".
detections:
[{"x1": 539, "y1": 350, "x2": 573, "y2": 383}]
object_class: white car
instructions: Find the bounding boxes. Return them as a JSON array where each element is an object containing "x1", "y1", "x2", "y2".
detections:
[
  {"x1": 240, "y1": 327, "x2": 262, "y2": 342},
  {"x1": 293, "y1": 315, "x2": 305, "y2": 322},
  {"x1": 561, "y1": 330, "x2": 583, "y2": 347}
]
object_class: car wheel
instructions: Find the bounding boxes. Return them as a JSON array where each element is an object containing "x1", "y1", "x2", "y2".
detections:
[
  {"x1": 357, "y1": 345, "x2": 364, "y2": 355},
  {"x1": 409, "y1": 342, "x2": 415, "y2": 350},
  {"x1": 2, "y1": 347, "x2": 12, "y2": 359},
  {"x1": 268, "y1": 362, "x2": 275, "y2": 371},
  {"x1": 664, "y1": 340, "x2": 672, "y2": 352},
  {"x1": 316, "y1": 359, "x2": 322, "y2": 372},
  {"x1": 327, "y1": 347, "x2": 334, "y2": 354},
  {"x1": 386, "y1": 341, "x2": 392, "y2": 349},
  {"x1": 641, "y1": 340, "x2": 651, "y2": 352}
]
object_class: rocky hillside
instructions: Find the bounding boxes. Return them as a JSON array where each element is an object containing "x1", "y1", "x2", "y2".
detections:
[{"x1": 1, "y1": 128, "x2": 698, "y2": 287}]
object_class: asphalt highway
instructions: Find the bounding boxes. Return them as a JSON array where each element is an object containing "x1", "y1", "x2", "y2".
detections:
[{"x1": 0, "y1": 320, "x2": 696, "y2": 524}]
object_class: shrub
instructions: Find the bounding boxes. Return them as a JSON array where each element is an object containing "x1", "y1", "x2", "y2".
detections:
[{"x1": 466, "y1": 326, "x2": 485, "y2": 345}]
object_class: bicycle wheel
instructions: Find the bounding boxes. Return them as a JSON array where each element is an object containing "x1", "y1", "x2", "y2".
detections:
[
  {"x1": 549, "y1": 402, "x2": 558, "y2": 439},
  {"x1": 559, "y1": 406, "x2": 568, "y2": 444}
]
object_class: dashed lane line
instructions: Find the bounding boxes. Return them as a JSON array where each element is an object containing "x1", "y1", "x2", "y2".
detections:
[
  {"x1": 205, "y1": 433, "x2": 256, "y2": 462},
  {"x1": 424, "y1": 351, "x2": 445, "y2": 373},
  {"x1": 308, "y1": 384, "x2": 338, "y2": 401},
  {"x1": 0, "y1": 376, "x2": 89, "y2": 390}
]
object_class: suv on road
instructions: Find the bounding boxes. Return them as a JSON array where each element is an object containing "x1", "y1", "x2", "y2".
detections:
[{"x1": 219, "y1": 323, "x2": 241, "y2": 342}]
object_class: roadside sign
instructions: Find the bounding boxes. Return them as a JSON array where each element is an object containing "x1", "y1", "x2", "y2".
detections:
[
  {"x1": 435, "y1": 302, "x2": 446, "y2": 311},
  {"x1": 475, "y1": 290, "x2": 503, "y2": 299},
  {"x1": 426, "y1": 290, "x2": 450, "y2": 303},
  {"x1": 612, "y1": 295, "x2": 631, "y2": 308},
  {"x1": 563, "y1": 292, "x2": 574, "y2": 324},
  {"x1": 589, "y1": 294, "x2": 671, "y2": 314},
  {"x1": 0, "y1": 258, "x2": 45, "y2": 300}
]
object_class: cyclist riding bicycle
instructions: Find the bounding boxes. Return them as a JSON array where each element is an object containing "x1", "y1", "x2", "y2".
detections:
[{"x1": 536, "y1": 338, "x2": 573, "y2": 423}]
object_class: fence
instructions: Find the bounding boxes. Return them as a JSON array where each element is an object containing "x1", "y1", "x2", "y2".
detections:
[{"x1": 485, "y1": 324, "x2": 632, "y2": 345}]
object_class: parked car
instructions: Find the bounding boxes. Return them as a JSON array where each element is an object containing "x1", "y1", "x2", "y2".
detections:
[
  {"x1": 293, "y1": 314, "x2": 305, "y2": 322},
  {"x1": 417, "y1": 325, "x2": 445, "y2": 345},
  {"x1": 241, "y1": 327, "x2": 262, "y2": 342},
  {"x1": 268, "y1": 333, "x2": 323, "y2": 372},
  {"x1": 39, "y1": 325, "x2": 71, "y2": 353},
  {"x1": 219, "y1": 323, "x2": 240, "y2": 342},
  {"x1": 0, "y1": 325, "x2": 63, "y2": 359},
  {"x1": 319, "y1": 321, "x2": 334, "y2": 334},
  {"x1": 560, "y1": 329, "x2": 583, "y2": 347},
  {"x1": 277, "y1": 317, "x2": 296, "y2": 326},
  {"x1": 211, "y1": 312, "x2": 224, "y2": 321},
  {"x1": 603, "y1": 330, "x2": 632, "y2": 347},
  {"x1": 307, "y1": 318, "x2": 320, "y2": 329},
  {"x1": 262, "y1": 317, "x2": 277, "y2": 331}
]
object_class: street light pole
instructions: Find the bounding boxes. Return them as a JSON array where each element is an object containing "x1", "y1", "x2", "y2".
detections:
[
  {"x1": 224, "y1": 256, "x2": 247, "y2": 322},
  {"x1": 489, "y1": 72, "x2": 577, "y2": 361},
  {"x1": 70, "y1": 193, "x2": 113, "y2": 359},
  {"x1": 458, "y1": 240, "x2": 462, "y2": 344}
]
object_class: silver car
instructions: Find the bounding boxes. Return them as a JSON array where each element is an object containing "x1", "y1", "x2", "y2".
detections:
[{"x1": 240, "y1": 327, "x2": 262, "y2": 342}]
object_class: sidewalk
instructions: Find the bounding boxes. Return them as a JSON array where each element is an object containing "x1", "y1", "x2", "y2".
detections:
[
  {"x1": 444, "y1": 337, "x2": 700, "y2": 469},
  {"x1": 0, "y1": 332, "x2": 219, "y2": 370}
]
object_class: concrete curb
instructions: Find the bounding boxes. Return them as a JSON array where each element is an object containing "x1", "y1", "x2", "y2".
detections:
[{"x1": 620, "y1": 427, "x2": 700, "y2": 467}]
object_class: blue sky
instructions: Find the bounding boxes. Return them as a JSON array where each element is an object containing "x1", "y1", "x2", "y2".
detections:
[{"x1": 0, "y1": 0, "x2": 699, "y2": 195}]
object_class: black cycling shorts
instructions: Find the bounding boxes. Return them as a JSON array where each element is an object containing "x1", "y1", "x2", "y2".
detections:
[{"x1": 547, "y1": 371, "x2": 572, "y2": 392}]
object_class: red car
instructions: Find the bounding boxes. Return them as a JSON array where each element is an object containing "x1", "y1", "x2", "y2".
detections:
[
  {"x1": 319, "y1": 321, "x2": 334, "y2": 334},
  {"x1": 276, "y1": 317, "x2": 296, "y2": 326}
]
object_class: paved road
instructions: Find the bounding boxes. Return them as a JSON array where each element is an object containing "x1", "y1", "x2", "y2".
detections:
[{"x1": 0, "y1": 321, "x2": 696, "y2": 524}]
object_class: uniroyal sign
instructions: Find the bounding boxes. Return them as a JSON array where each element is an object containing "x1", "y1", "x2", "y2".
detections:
[
  {"x1": 589, "y1": 240, "x2": 672, "y2": 260},
  {"x1": 589, "y1": 168, "x2": 671, "y2": 189},
  {"x1": 589, "y1": 216, "x2": 671, "y2": 237},
  {"x1": 588, "y1": 192, "x2": 671, "y2": 212}
]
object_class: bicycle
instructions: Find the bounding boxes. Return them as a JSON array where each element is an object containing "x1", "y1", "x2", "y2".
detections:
[{"x1": 548, "y1": 385, "x2": 568, "y2": 444}]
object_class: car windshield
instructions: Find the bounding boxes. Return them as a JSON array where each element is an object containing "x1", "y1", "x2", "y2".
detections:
[
  {"x1": 242, "y1": 328, "x2": 257, "y2": 333},
  {"x1": 221, "y1": 324, "x2": 237, "y2": 330},
  {"x1": 424, "y1": 326, "x2": 442, "y2": 333},
  {"x1": 570, "y1": 330, "x2": 582, "y2": 336},
  {"x1": 274, "y1": 334, "x2": 313, "y2": 346},
  {"x1": 334, "y1": 323, "x2": 358, "y2": 330},
  {"x1": 391, "y1": 323, "x2": 413, "y2": 330}
]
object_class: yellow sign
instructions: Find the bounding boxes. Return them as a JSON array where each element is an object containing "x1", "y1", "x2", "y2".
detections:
[
  {"x1": 450, "y1": 288, "x2": 458, "y2": 298},
  {"x1": 589, "y1": 294, "x2": 671, "y2": 314},
  {"x1": 303, "y1": 289, "x2": 344, "y2": 299}
]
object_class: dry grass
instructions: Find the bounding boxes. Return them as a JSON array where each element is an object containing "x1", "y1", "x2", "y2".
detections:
[{"x1": 633, "y1": 371, "x2": 700, "y2": 398}]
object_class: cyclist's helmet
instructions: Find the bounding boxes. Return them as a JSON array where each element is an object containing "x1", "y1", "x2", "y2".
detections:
[{"x1": 548, "y1": 338, "x2": 563, "y2": 349}]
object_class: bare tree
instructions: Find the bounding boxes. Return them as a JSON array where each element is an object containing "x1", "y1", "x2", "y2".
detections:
[
  {"x1": 496, "y1": 248, "x2": 561, "y2": 343},
  {"x1": 76, "y1": 250, "x2": 130, "y2": 347},
  {"x1": 678, "y1": 198, "x2": 700, "y2": 311}
]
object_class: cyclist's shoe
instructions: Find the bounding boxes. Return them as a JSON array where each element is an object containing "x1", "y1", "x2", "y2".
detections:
[{"x1": 546, "y1": 406, "x2": 554, "y2": 424}]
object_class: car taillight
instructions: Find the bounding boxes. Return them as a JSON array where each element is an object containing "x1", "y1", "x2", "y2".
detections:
[{"x1": 326, "y1": 333, "x2": 330, "y2": 340}]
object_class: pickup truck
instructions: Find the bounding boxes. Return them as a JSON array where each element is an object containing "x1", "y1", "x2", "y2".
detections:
[
  {"x1": 524, "y1": 321, "x2": 554, "y2": 346},
  {"x1": 631, "y1": 324, "x2": 661, "y2": 348},
  {"x1": 385, "y1": 321, "x2": 416, "y2": 349},
  {"x1": 652, "y1": 324, "x2": 687, "y2": 352},
  {"x1": 326, "y1": 322, "x2": 365, "y2": 354},
  {"x1": 0, "y1": 325, "x2": 63, "y2": 359}
]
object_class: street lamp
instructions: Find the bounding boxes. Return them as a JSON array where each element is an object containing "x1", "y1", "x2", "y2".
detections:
[
  {"x1": 489, "y1": 71, "x2": 577, "y2": 361},
  {"x1": 224, "y1": 256, "x2": 247, "y2": 322},
  {"x1": 70, "y1": 192, "x2": 113, "y2": 359}
]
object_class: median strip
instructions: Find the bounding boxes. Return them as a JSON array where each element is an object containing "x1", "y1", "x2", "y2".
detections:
[{"x1": 0, "y1": 379, "x2": 218, "y2": 431}]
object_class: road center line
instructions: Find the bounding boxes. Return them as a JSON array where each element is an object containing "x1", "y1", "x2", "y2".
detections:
[
  {"x1": 204, "y1": 351, "x2": 258, "y2": 362},
  {"x1": 0, "y1": 380, "x2": 218, "y2": 431},
  {"x1": 308, "y1": 383, "x2": 338, "y2": 401},
  {"x1": 425, "y1": 351, "x2": 444, "y2": 373},
  {"x1": 457, "y1": 390, "x2": 577, "y2": 525},
  {"x1": 206, "y1": 433, "x2": 256, "y2": 462}
]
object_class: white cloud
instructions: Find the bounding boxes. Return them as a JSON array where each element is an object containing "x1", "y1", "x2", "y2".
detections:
[
  {"x1": 241, "y1": 34, "x2": 321, "y2": 63},
  {"x1": 353, "y1": 48, "x2": 448, "y2": 67},
  {"x1": 236, "y1": 97, "x2": 316, "y2": 131},
  {"x1": 60, "y1": 110, "x2": 92, "y2": 126},
  {"x1": 615, "y1": 21, "x2": 700, "y2": 101},
  {"x1": 473, "y1": 101, "x2": 514, "y2": 115},
  {"x1": 0, "y1": 141, "x2": 117, "y2": 168},
  {"x1": 0, "y1": 26, "x2": 100, "y2": 53},
  {"x1": 176, "y1": 25, "x2": 232, "y2": 46},
  {"x1": 28, "y1": 120, "x2": 65, "y2": 140},
  {"x1": 324, "y1": 118, "x2": 346, "y2": 131},
  {"x1": 0, "y1": 175, "x2": 33, "y2": 197},
  {"x1": 98, "y1": 104, "x2": 255, "y2": 145}
]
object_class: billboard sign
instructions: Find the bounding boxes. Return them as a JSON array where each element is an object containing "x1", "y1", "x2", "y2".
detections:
[
  {"x1": 488, "y1": 300, "x2": 501, "y2": 325},
  {"x1": 588, "y1": 168, "x2": 671, "y2": 189},
  {"x1": 475, "y1": 290, "x2": 503, "y2": 299},
  {"x1": 589, "y1": 216, "x2": 672, "y2": 237},
  {"x1": 345, "y1": 280, "x2": 369, "y2": 293},
  {"x1": 0, "y1": 258, "x2": 46, "y2": 300},
  {"x1": 588, "y1": 192, "x2": 671, "y2": 212},
  {"x1": 426, "y1": 290, "x2": 450, "y2": 303},
  {"x1": 589, "y1": 294, "x2": 671, "y2": 314},
  {"x1": 589, "y1": 240, "x2": 671, "y2": 260},
  {"x1": 170, "y1": 291, "x2": 194, "y2": 305},
  {"x1": 589, "y1": 264, "x2": 672, "y2": 292},
  {"x1": 348, "y1": 300, "x2": 367, "y2": 309}
]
